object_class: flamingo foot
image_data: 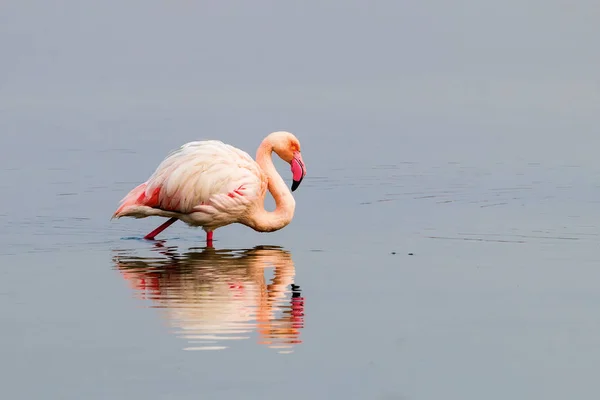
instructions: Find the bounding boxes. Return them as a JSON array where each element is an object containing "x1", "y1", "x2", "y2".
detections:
[
  {"x1": 206, "y1": 231, "x2": 214, "y2": 247},
  {"x1": 144, "y1": 217, "x2": 178, "y2": 240}
]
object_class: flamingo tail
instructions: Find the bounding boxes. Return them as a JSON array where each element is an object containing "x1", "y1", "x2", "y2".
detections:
[{"x1": 112, "y1": 183, "x2": 150, "y2": 219}]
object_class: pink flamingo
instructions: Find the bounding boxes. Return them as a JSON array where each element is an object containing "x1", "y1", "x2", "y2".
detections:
[{"x1": 112, "y1": 131, "x2": 306, "y2": 246}]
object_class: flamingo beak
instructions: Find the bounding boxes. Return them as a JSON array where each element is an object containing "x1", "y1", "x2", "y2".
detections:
[{"x1": 291, "y1": 151, "x2": 306, "y2": 192}]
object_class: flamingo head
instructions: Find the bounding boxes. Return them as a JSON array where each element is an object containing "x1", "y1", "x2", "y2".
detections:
[{"x1": 269, "y1": 131, "x2": 307, "y2": 192}]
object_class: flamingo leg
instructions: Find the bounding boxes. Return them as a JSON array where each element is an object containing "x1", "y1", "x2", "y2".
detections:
[
  {"x1": 144, "y1": 217, "x2": 178, "y2": 240},
  {"x1": 207, "y1": 231, "x2": 214, "y2": 247}
]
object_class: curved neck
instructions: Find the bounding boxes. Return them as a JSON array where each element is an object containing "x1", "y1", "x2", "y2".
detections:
[{"x1": 248, "y1": 139, "x2": 296, "y2": 232}]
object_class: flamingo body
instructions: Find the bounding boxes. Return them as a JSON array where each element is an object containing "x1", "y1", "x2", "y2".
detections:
[{"x1": 112, "y1": 131, "x2": 306, "y2": 244}]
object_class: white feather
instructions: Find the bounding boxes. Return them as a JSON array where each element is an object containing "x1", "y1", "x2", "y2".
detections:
[{"x1": 140, "y1": 140, "x2": 265, "y2": 228}]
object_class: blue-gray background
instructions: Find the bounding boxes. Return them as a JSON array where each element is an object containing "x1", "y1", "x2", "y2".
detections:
[{"x1": 1, "y1": 1, "x2": 599, "y2": 399}]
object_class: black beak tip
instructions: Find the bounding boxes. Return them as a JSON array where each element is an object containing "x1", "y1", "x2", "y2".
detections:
[{"x1": 291, "y1": 179, "x2": 301, "y2": 192}]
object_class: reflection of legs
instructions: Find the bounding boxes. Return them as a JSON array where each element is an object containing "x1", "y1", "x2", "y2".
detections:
[{"x1": 144, "y1": 217, "x2": 178, "y2": 240}]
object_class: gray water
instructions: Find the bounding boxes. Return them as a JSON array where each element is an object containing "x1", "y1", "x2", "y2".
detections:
[{"x1": 2, "y1": 1, "x2": 600, "y2": 399}]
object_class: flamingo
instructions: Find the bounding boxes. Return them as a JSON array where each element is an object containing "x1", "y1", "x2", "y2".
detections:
[{"x1": 112, "y1": 131, "x2": 306, "y2": 246}]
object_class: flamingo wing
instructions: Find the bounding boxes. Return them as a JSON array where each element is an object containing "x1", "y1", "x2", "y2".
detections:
[{"x1": 114, "y1": 140, "x2": 266, "y2": 220}]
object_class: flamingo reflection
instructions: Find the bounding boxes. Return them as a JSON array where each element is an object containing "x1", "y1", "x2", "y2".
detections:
[{"x1": 112, "y1": 244, "x2": 304, "y2": 353}]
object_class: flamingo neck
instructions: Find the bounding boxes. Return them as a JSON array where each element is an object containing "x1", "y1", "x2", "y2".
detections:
[{"x1": 248, "y1": 139, "x2": 296, "y2": 232}]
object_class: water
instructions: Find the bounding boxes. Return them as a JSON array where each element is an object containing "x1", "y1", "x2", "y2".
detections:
[
  {"x1": 2, "y1": 1, "x2": 600, "y2": 399},
  {"x1": 114, "y1": 244, "x2": 304, "y2": 353}
]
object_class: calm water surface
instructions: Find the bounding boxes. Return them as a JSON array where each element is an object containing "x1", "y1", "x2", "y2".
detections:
[{"x1": 2, "y1": 115, "x2": 600, "y2": 400}]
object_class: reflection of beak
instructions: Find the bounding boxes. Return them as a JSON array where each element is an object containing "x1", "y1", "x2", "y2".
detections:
[{"x1": 291, "y1": 152, "x2": 306, "y2": 192}]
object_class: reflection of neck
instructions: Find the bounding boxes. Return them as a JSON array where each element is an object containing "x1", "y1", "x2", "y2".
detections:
[
  {"x1": 255, "y1": 258, "x2": 299, "y2": 345},
  {"x1": 248, "y1": 139, "x2": 296, "y2": 232}
]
